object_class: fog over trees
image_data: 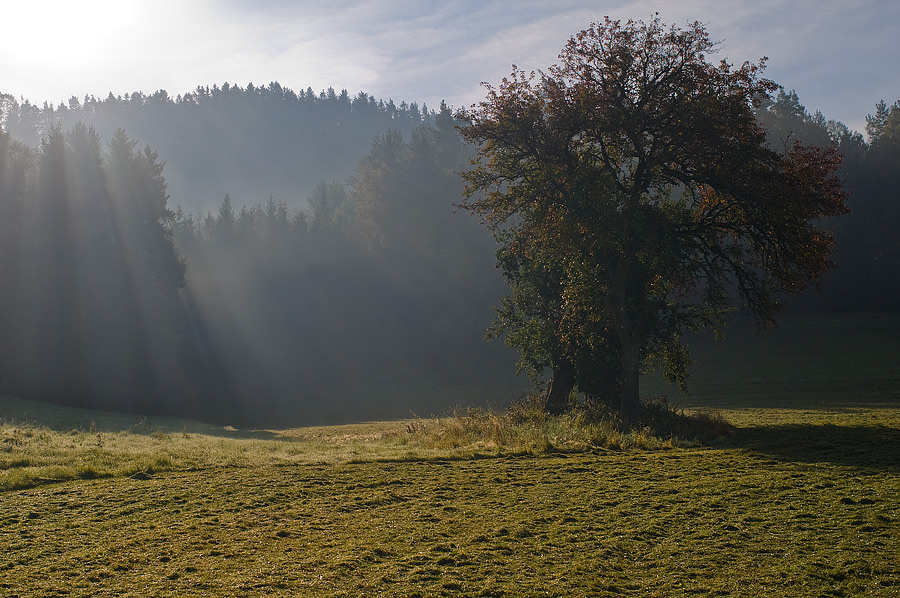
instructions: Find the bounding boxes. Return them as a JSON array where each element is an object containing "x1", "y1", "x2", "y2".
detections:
[
  {"x1": 0, "y1": 80, "x2": 898, "y2": 425},
  {"x1": 0, "y1": 83, "x2": 436, "y2": 212},
  {"x1": 0, "y1": 98, "x2": 518, "y2": 425}
]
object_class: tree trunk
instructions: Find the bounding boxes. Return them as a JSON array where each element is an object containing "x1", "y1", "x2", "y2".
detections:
[
  {"x1": 545, "y1": 359, "x2": 575, "y2": 415},
  {"x1": 620, "y1": 338, "x2": 641, "y2": 426},
  {"x1": 610, "y1": 247, "x2": 644, "y2": 426}
]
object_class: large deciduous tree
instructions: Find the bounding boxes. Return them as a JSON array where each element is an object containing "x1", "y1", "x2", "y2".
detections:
[{"x1": 458, "y1": 17, "x2": 847, "y2": 423}]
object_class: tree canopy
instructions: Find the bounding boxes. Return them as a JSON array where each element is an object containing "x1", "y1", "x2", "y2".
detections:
[{"x1": 458, "y1": 17, "x2": 848, "y2": 423}]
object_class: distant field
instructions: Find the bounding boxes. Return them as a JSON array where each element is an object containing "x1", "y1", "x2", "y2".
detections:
[
  {"x1": 2, "y1": 314, "x2": 899, "y2": 596},
  {"x1": 642, "y1": 313, "x2": 900, "y2": 409}
]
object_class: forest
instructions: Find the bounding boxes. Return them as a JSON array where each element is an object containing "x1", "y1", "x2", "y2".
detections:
[
  {"x1": 1, "y1": 85, "x2": 436, "y2": 212},
  {"x1": 0, "y1": 83, "x2": 898, "y2": 425}
]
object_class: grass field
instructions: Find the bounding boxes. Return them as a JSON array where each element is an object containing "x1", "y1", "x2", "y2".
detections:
[{"x1": 2, "y1": 314, "x2": 899, "y2": 596}]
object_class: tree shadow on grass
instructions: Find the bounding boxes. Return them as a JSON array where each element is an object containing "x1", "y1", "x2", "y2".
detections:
[{"x1": 726, "y1": 423, "x2": 900, "y2": 471}]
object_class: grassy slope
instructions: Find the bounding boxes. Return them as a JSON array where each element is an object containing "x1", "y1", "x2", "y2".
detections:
[{"x1": 1, "y1": 314, "x2": 899, "y2": 596}]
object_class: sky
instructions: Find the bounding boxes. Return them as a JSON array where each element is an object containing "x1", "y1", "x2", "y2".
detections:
[{"x1": 3, "y1": 0, "x2": 898, "y2": 135}]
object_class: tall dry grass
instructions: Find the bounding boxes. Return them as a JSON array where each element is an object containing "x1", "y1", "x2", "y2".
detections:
[{"x1": 402, "y1": 394, "x2": 734, "y2": 454}]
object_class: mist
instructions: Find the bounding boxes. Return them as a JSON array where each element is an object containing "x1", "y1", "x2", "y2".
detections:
[
  {"x1": 1, "y1": 83, "x2": 897, "y2": 426},
  {"x1": 0, "y1": 96, "x2": 524, "y2": 426},
  {"x1": 0, "y1": 84, "x2": 435, "y2": 213}
]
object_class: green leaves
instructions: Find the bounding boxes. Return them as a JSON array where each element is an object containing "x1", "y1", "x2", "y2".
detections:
[{"x1": 459, "y1": 17, "x2": 847, "y2": 420}]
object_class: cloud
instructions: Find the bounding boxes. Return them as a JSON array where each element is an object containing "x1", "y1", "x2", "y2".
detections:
[{"x1": 2, "y1": 0, "x2": 896, "y2": 133}]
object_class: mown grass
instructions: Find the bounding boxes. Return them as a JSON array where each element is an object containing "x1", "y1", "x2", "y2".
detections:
[
  {"x1": 2, "y1": 314, "x2": 899, "y2": 596},
  {"x1": 2, "y1": 410, "x2": 898, "y2": 597}
]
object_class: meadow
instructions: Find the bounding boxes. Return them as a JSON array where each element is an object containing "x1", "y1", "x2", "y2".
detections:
[{"x1": 1, "y1": 314, "x2": 899, "y2": 596}]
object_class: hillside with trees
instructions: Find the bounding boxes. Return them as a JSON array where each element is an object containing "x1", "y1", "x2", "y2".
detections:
[
  {"x1": 169, "y1": 106, "x2": 515, "y2": 424},
  {"x1": 1, "y1": 74, "x2": 898, "y2": 425},
  {"x1": 755, "y1": 93, "x2": 900, "y2": 314},
  {"x1": 1, "y1": 83, "x2": 436, "y2": 212},
  {"x1": 0, "y1": 124, "x2": 193, "y2": 416},
  {"x1": 0, "y1": 103, "x2": 518, "y2": 425}
]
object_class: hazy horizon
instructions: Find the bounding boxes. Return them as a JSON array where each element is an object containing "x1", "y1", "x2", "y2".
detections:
[{"x1": 3, "y1": 0, "x2": 898, "y2": 135}]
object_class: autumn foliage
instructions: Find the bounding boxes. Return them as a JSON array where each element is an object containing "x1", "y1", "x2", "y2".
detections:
[{"x1": 459, "y1": 17, "x2": 847, "y2": 422}]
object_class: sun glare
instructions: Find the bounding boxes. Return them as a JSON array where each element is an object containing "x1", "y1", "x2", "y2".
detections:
[
  {"x1": 3, "y1": 1, "x2": 144, "y2": 101},
  {"x1": 10, "y1": 2, "x2": 141, "y2": 61}
]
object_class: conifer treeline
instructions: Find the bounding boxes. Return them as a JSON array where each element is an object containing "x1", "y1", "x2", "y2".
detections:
[
  {"x1": 755, "y1": 91, "x2": 900, "y2": 313},
  {"x1": 0, "y1": 105, "x2": 516, "y2": 424},
  {"x1": 0, "y1": 124, "x2": 196, "y2": 415},
  {"x1": 1, "y1": 82, "x2": 437, "y2": 211},
  {"x1": 0, "y1": 85, "x2": 898, "y2": 423}
]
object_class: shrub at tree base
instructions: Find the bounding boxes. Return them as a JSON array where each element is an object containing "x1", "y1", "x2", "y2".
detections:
[{"x1": 406, "y1": 394, "x2": 734, "y2": 454}]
